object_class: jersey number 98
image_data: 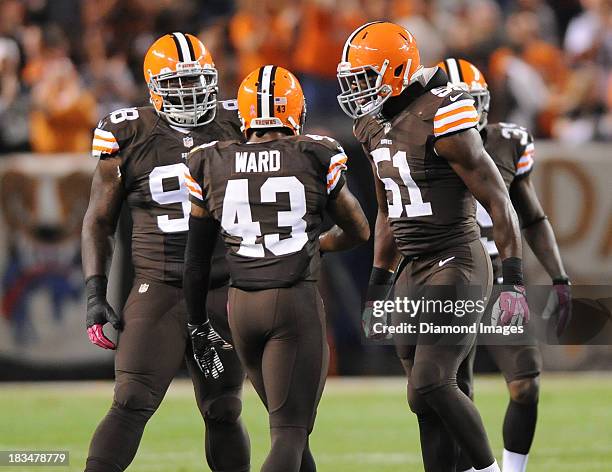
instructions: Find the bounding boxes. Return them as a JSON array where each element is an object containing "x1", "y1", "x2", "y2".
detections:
[{"x1": 149, "y1": 163, "x2": 191, "y2": 232}]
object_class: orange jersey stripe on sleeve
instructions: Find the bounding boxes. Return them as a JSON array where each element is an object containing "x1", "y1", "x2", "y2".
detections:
[
  {"x1": 92, "y1": 145, "x2": 119, "y2": 153},
  {"x1": 327, "y1": 157, "x2": 348, "y2": 174},
  {"x1": 94, "y1": 134, "x2": 117, "y2": 144},
  {"x1": 434, "y1": 105, "x2": 477, "y2": 122},
  {"x1": 184, "y1": 171, "x2": 203, "y2": 200},
  {"x1": 433, "y1": 116, "x2": 479, "y2": 135},
  {"x1": 326, "y1": 169, "x2": 342, "y2": 190}
]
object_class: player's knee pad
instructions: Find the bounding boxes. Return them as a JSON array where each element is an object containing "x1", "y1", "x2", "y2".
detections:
[
  {"x1": 269, "y1": 425, "x2": 308, "y2": 449},
  {"x1": 457, "y1": 373, "x2": 473, "y2": 400},
  {"x1": 410, "y1": 360, "x2": 447, "y2": 395},
  {"x1": 114, "y1": 379, "x2": 158, "y2": 413},
  {"x1": 508, "y1": 376, "x2": 540, "y2": 405},
  {"x1": 204, "y1": 394, "x2": 242, "y2": 424},
  {"x1": 407, "y1": 382, "x2": 432, "y2": 415}
]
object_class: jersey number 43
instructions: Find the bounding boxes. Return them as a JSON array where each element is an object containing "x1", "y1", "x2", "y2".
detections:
[{"x1": 222, "y1": 176, "x2": 308, "y2": 258}]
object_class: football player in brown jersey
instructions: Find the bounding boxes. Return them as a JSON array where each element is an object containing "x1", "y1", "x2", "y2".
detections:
[
  {"x1": 439, "y1": 57, "x2": 571, "y2": 472},
  {"x1": 81, "y1": 33, "x2": 250, "y2": 472},
  {"x1": 337, "y1": 22, "x2": 530, "y2": 472},
  {"x1": 183, "y1": 65, "x2": 369, "y2": 472}
]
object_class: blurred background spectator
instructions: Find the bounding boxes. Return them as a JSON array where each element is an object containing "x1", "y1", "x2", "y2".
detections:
[
  {"x1": 557, "y1": 0, "x2": 612, "y2": 141},
  {"x1": 0, "y1": 0, "x2": 27, "y2": 151},
  {"x1": 0, "y1": 0, "x2": 609, "y2": 154},
  {"x1": 28, "y1": 25, "x2": 97, "y2": 152},
  {"x1": 396, "y1": 0, "x2": 447, "y2": 67},
  {"x1": 229, "y1": 0, "x2": 296, "y2": 84},
  {"x1": 291, "y1": 0, "x2": 364, "y2": 119}
]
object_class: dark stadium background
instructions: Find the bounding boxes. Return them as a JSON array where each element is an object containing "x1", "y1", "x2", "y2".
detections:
[{"x1": 0, "y1": 0, "x2": 610, "y2": 381}]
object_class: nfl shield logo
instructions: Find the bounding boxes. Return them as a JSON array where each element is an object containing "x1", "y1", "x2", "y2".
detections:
[{"x1": 183, "y1": 136, "x2": 194, "y2": 148}]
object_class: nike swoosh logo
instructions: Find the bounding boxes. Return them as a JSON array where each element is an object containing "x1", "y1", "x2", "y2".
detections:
[
  {"x1": 439, "y1": 256, "x2": 456, "y2": 267},
  {"x1": 449, "y1": 94, "x2": 462, "y2": 101}
]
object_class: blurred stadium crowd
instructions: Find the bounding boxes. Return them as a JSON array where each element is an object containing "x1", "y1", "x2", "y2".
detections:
[{"x1": 0, "y1": 0, "x2": 610, "y2": 155}]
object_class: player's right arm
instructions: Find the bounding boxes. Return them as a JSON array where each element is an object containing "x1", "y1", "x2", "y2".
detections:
[
  {"x1": 369, "y1": 155, "x2": 401, "y2": 272},
  {"x1": 82, "y1": 158, "x2": 123, "y2": 278},
  {"x1": 364, "y1": 148, "x2": 402, "y2": 339},
  {"x1": 352, "y1": 116, "x2": 402, "y2": 275},
  {"x1": 81, "y1": 157, "x2": 124, "y2": 349},
  {"x1": 82, "y1": 108, "x2": 137, "y2": 349},
  {"x1": 351, "y1": 117, "x2": 402, "y2": 337}
]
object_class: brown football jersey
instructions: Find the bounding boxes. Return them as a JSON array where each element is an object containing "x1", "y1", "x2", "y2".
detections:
[
  {"x1": 477, "y1": 122, "x2": 535, "y2": 257},
  {"x1": 91, "y1": 101, "x2": 243, "y2": 286},
  {"x1": 354, "y1": 70, "x2": 480, "y2": 257},
  {"x1": 186, "y1": 134, "x2": 347, "y2": 290}
]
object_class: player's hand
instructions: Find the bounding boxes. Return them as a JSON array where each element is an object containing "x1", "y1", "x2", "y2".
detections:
[
  {"x1": 542, "y1": 280, "x2": 572, "y2": 337},
  {"x1": 362, "y1": 267, "x2": 396, "y2": 340},
  {"x1": 362, "y1": 302, "x2": 391, "y2": 340},
  {"x1": 188, "y1": 321, "x2": 233, "y2": 379},
  {"x1": 85, "y1": 276, "x2": 122, "y2": 350},
  {"x1": 491, "y1": 285, "x2": 530, "y2": 327}
]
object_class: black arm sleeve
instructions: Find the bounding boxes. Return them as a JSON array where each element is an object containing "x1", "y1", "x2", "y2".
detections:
[{"x1": 183, "y1": 215, "x2": 221, "y2": 325}]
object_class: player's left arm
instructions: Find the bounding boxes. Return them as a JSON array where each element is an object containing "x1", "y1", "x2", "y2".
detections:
[
  {"x1": 510, "y1": 174, "x2": 572, "y2": 334},
  {"x1": 182, "y1": 157, "x2": 220, "y2": 328},
  {"x1": 183, "y1": 203, "x2": 219, "y2": 326},
  {"x1": 436, "y1": 129, "x2": 528, "y2": 326},
  {"x1": 510, "y1": 174, "x2": 568, "y2": 281},
  {"x1": 313, "y1": 137, "x2": 370, "y2": 251},
  {"x1": 183, "y1": 161, "x2": 232, "y2": 379},
  {"x1": 320, "y1": 184, "x2": 370, "y2": 252},
  {"x1": 435, "y1": 128, "x2": 522, "y2": 264}
]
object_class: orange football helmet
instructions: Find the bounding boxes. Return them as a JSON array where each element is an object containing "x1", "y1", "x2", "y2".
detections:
[
  {"x1": 437, "y1": 58, "x2": 490, "y2": 130},
  {"x1": 337, "y1": 21, "x2": 421, "y2": 119},
  {"x1": 237, "y1": 65, "x2": 306, "y2": 135},
  {"x1": 143, "y1": 32, "x2": 217, "y2": 127}
]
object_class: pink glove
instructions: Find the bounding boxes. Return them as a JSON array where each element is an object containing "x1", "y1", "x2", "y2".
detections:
[
  {"x1": 492, "y1": 285, "x2": 530, "y2": 326},
  {"x1": 543, "y1": 282, "x2": 572, "y2": 337},
  {"x1": 85, "y1": 275, "x2": 121, "y2": 350},
  {"x1": 87, "y1": 324, "x2": 116, "y2": 350}
]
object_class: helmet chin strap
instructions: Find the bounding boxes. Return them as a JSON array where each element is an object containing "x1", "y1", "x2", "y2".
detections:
[
  {"x1": 287, "y1": 116, "x2": 300, "y2": 134},
  {"x1": 402, "y1": 59, "x2": 413, "y2": 89},
  {"x1": 374, "y1": 60, "x2": 390, "y2": 93},
  {"x1": 477, "y1": 110, "x2": 488, "y2": 131},
  {"x1": 409, "y1": 66, "x2": 434, "y2": 87},
  {"x1": 360, "y1": 99, "x2": 383, "y2": 115}
]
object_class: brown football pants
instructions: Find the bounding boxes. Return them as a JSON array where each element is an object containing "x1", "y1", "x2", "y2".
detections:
[
  {"x1": 85, "y1": 281, "x2": 249, "y2": 472},
  {"x1": 228, "y1": 281, "x2": 329, "y2": 472},
  {"x1": 393, "y1": 239, "x2": 495, "y2": 471}
]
